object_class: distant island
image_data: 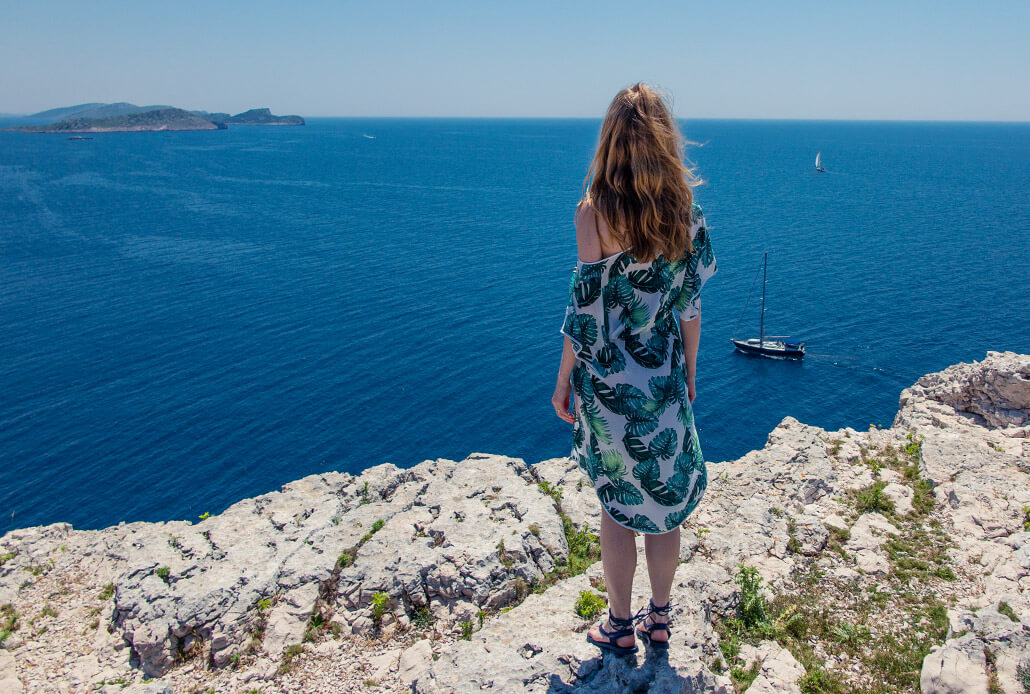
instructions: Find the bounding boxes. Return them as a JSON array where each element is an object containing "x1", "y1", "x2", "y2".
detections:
[
  {"x1": 220, "y1": 108, "x2": 305, "y2": 126},
  {"x1": 7, "y1": 102, "x2": 305, "y2": 133}
]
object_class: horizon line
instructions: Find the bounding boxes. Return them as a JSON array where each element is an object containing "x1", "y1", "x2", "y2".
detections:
[
  {"x1": 301, "y1": 115, "x2": 1030, "y2": 124},
  {"x1": 2, "y1": 112, "x2": 1027, "y2": 125}
]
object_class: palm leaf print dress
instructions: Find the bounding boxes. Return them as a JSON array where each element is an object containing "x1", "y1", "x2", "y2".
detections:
[{"x1": 560, "y1": 203, "x2": 717, "y2": 534}]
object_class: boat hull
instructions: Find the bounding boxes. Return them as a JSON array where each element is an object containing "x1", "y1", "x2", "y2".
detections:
[{"x1": 731, "y1": 338, "x2": 805, "y2": 359}]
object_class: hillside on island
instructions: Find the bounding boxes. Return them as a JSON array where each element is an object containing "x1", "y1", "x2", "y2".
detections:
[
  {"x1": 28, "y1": 102, "x2": 176, "y2": 122},
  {"x1": 0, "y1": 351, "x2": 1027, "y2": 693},
  {"x1": 10, "y1": 103, "x2": 305, "y2": 133},
  {"x1": 14, "y1": 108, "x2": 225, "y2": 133},
  {"x1": 225, "y1": 108, "x2": 305, "y2": 125}
]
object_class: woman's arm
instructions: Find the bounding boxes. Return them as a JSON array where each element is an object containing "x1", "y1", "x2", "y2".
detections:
[
  {"x1": 680, "y1": 308, "x2": 701, "y2": 404},
  {"x1": 557, "y1": 335, "x2": 577, "y2": 384},
  {"x1": 552, "y1": 336, "x2": 576, "y2": 423},
  {"x1": 552, "y1": 200, "x2": 601, "y2": 423}
]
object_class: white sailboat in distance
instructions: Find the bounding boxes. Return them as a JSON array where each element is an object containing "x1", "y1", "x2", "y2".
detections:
[{"x1": 815, "y1": 152, "x2": 825, "y2": 172}]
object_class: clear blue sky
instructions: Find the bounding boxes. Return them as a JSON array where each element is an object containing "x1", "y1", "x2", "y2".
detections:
[{"x1": 2, "y1": 0, "x2": 1027, "y2": 120}]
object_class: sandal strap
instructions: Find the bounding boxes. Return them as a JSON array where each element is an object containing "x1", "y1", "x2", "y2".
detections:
[
  {"x1": 648, "y1": 598, "x2": 678, "y2": 615},
  {"x1": 600, "y1": 608, "x2": 636, "y2": 637},
  {"x1": 642, "y1": 622, "x2": 670, "y2": 632},
  {"x1": 598, "y1": 621, "x2": 634, "y2": 639},
  {"x1": 606, "y1": 608, "x2": 636, "y2": 627}
]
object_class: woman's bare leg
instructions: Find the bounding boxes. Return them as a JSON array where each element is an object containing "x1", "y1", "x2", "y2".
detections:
[
  {"x1": 641, "y1": 526, "x2": 680, "y2": 642},
  {"x1": 588, "y1": 508, "x2": 637, "y2": 647}
]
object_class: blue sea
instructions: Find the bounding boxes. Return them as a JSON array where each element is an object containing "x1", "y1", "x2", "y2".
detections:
[{"x1": 1, "y1": 118, "x2": 1028, "y2": 535}]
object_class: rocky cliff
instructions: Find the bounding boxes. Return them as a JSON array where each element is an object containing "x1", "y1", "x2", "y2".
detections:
[{"x1": 1, "y1": 351, "x2": 1027, "y2": 694}]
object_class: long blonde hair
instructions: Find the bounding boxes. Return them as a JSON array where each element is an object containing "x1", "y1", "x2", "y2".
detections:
[{"x1": 583, "y1": 83, "x2": 700, "y2": 263}]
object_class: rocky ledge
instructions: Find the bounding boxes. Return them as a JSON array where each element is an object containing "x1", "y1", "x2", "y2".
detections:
[{"x1": 1, "y1": 351, "x2": 1028, "y2": 694}]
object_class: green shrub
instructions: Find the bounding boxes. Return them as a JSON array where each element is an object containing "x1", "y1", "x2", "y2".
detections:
[
  {"x1": 854, "y1": 480, "x2": 895, "y2": 515},
  {"x1": 574, "y1": 590, "x2": 606, "y2": 620},
  {"x1": 371, "y1": 591, "x2": 390, "y2": 623},
  {"x1": 735, "y1": 565, "x2": 768, "y2": 629},
  {"x1": 411, "y1": 604, "x2": 435, "y2": 629}
]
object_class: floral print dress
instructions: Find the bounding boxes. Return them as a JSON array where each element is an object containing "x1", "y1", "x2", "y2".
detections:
[{"x1": 560, "y1": 203, "x2": 717, "y2": 534}]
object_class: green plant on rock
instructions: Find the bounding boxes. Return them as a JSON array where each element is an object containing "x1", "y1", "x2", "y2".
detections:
[
  {"x1": 361, "y1": 518, "x2": 385, "y2": 544},
  {"x1": 371, "y1": 591, "x2": 390, "y2": 623},
  {"x1": 512, "y1": 576, "x2": 529, "y2": 601},
  {"x1": 903, "y1": 430, "x2": 924, "y2": 459},
  {"x1": 459, "y1": 619, "x2": 474, "y2": 640},
  {"x1": 798, "y1": 667, "x2": 847, "y2": 694},
  {"x1": 695, "y1": 526, "x2": 711, "y2": 546},
  {"x1": 735, "y1": 565, "x2": 769, "y2": 630},
  {"x1": 198, "y1": 511, "x2": 211, "y2": 520},
  {"x1": 786, "y1": 518, "x2": 802, "y2": 554},
  {"x1": 278, "y1": 643, "x2": 305, "y2": 674},
  {"x1": 718, "y1": 634, "x2": 740, "y2": 662},
  {"x1": 830, "y1": 621, "x2": 871, "y2": 648},
  {"x1": 411, "y1": 604, "x2": 435, "y2": 629},
  {"x1": 574, "y1": 590, "x2": 606, "y2": 620},
  {"x1": 99, "y1": 583, "x2": 116, "y2": 600},
  {"x1": 563, "y1": 518, "x2": 600, "y2": 574},
  {"x1": 359, "y1": 481, "x2": 371, "y2": 505},
  {"x1": 730, "y1": 659, "x2": 761, "y2": 690},
  {"x1": 537, "y1": 481, "x2": 563, "y2": 509},
  {"x1": 155, "y1": 566, "x2": 171, "y2": 583},
  {"x1": 1014, "y1": 658, "x2": 1030, "y2": 694},
  {"x1": 496, "y1": 539, "x2": 514, "y2": 568},
  {"x1": 0, "y1": 603, "x2": 19, "y2": 646},
  {"x1": 1022, "y1": 506, "x2": 1030, "y2": 532},
  {"x1": 336, "y1": 518, "x2": 387, "y2": 570},
  {"x1": 853, "y1": 480, "x2": 895, "y2": 515}
]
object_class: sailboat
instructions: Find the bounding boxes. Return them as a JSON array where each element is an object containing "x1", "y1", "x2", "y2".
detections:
[
  {"x1": 730, "y1": 252, "x2": 805, "y2": 359},
  {"x1": 814, "y1": 152, "x2": 825, "y2": 173}
]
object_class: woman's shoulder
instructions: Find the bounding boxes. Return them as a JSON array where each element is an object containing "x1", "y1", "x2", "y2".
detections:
[{"x1": 573, "y1": 196, "x2": 604, "y2": 263}]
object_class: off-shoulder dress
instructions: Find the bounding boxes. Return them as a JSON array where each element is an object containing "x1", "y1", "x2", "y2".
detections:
[{"x1": 559, "y1": 203, "x2": 718, "y2": 534}]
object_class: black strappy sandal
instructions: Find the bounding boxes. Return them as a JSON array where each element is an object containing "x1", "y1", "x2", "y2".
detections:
[
  {"x1": 634, "y1": 598, "x2": 677, "y2": 650},
  {"x1": 585, "y1": 608, "x2": 639, "y2": 656}
]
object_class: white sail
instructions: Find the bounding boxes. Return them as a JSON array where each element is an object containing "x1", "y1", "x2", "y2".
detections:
[{"x1": 815, "y1": 152, "x2": 821, "y2": 168}]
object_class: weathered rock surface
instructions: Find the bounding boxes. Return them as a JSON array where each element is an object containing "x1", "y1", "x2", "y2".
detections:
[
  {"x1": 1, "y1": 350, "x2": 1027, "y2": 693},
  {"x1": 895, "y1": 349, "x2": 1030, "y2": 435}
]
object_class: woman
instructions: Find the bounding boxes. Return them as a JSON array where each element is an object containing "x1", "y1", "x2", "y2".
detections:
[{"x1": 552, "y1": 83, "x2": 717, "y2": 656}]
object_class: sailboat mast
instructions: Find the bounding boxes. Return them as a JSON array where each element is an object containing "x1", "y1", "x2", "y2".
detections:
[{"x1": 759, "y1": 252, "x2": 767, "y2": 347}]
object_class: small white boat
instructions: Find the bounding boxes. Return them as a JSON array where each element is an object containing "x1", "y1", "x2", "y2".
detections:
[
  {"x1": 363, "y1": 133, "x2": 376, "y2": 139},
  {"x1": 815, "y1": 152, "x2": 825, "y2": 172}
]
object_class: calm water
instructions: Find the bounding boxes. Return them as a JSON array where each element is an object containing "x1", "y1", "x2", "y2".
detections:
[{"x1": 1, "y1": 118, "x2": 1028, "y2": 534}]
